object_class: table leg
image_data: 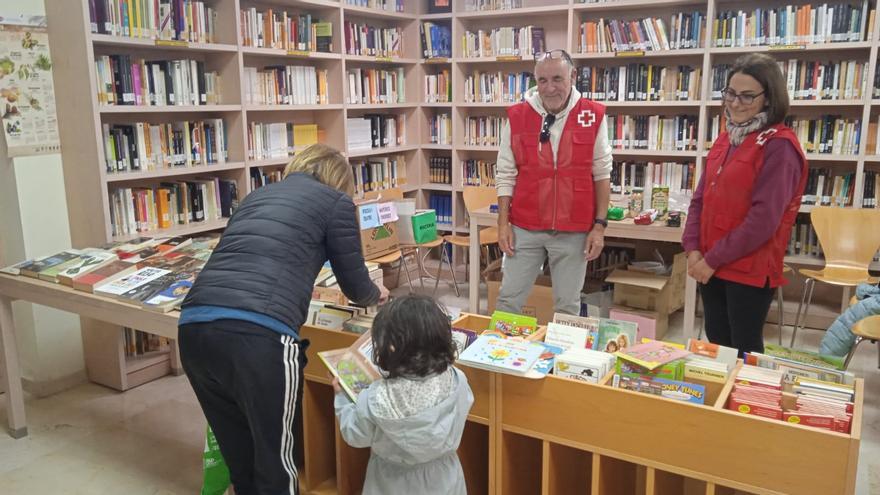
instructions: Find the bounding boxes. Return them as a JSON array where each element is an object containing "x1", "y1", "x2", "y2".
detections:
[
  {"x1": 0, "y1": 295, "x2": 27, "y2": 438},
  {"x1": 469, "y1": 220, "x2": 480, "y2": 314},
  {"x1": 170, "y1": 339, "x2": 184, "y2": 376},
  {"x1": 684, "y1": 275, "x2": 697, "y2": 339}
]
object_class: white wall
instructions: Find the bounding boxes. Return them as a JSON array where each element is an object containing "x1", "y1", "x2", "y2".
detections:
[{"x1": 0, "y1": 0, "x2": 85, "y2": 394}]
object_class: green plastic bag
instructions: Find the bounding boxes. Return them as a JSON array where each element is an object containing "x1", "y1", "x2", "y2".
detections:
[{"x1": 202, "y1": 426, "x2": 231, "y2": 495}]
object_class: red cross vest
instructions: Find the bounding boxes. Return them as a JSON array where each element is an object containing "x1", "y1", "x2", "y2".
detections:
[
  {"x1": 700, "y1": 124, "x2": 807, "y2": 288},
  {"x1": 508, "y1": 98, "x2": 605, "y2": 232}
]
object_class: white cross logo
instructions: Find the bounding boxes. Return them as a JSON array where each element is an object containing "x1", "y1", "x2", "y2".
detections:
[
  {"x1": 577, "y1": 110, "x2": 596, "y2": 128},
  {"x1": 755, "y1": 128, "x2": 778, "y2": 146}
]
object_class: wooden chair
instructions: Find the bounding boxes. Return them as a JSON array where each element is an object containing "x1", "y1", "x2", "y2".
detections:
[
  {"x1": 790, "y1": 207, "x2": 880, "y2": 347},
  {"x1": 441, "y1": 186, "x2": 499, "y2": 290}
]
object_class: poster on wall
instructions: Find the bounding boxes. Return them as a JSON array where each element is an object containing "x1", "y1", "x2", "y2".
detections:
[{"x1": 0, "y1": 14, "x2": 60, "y2": 157}]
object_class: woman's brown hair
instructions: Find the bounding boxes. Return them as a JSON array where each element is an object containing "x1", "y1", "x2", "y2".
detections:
[{"x1": 726, "y1": 53, "x2": 790, "y2": 125}]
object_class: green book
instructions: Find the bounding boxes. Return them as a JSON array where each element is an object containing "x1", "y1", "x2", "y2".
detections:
[{"x1": 488, "y1": 310, "x2": 538, "y2": 338}]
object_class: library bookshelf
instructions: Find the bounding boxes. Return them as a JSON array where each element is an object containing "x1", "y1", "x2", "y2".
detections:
[
  {"x1": 299, "y1": 315, "x2": 863, "y2": 495},
  {"x1": 44, "y1": 0, "x2": 880, "y2": 389}
]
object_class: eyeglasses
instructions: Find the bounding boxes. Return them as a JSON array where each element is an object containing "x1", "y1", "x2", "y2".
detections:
[
  {"x1": 534, "y1": 49, "x2": 573, "y2": 66},
  {"x1": 540, "y1": 114, "x2": 557, "y2": 143},
  {"x1": 720, "y1": 88, "x2": 765, "y2": 105}
]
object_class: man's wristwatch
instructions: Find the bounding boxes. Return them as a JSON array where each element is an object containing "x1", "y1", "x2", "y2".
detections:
[{"x1": 594, "y1": 218, "x2": 608, "y2": 228}]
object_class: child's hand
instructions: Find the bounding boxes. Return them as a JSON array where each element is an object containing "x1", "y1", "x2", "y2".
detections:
[{"x1": 332, "y1": 376, "x2": 342, "y2": 394}]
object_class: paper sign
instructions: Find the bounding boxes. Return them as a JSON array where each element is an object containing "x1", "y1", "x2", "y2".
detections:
[
  {"x1": 378, "y1": 202, "x2": 398, "y2": 223},
  {"x1": 358, "y1": 203, "x2": 381, "y2": 230}
]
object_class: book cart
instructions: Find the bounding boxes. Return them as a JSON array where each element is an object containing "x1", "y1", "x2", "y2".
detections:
[{"x1": 299, "y1": 314, "x2": 864, "y2": 495}]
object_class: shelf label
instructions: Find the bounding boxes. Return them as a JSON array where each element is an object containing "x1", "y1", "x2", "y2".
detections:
[
  {"x1": 375, "y1": 56, "x2": 393, "y2": 62},
  {"x1": 425, "y1": 57, "x2": 449, "y2": 64},
  {"x1": 288, "y1": 50, "x2": 311, "y2": 57},
  {"x1": 155, "y1": 39, "x2": 188, "y2": 47},
  {"x1": 496, "y1": 55, "x2": 522, "y2": 62},
  {"x1": 768, "y1": 44, "x2": 806, "y2": 51},
  {"x1": 615, "y1": 50, "x2": 645, "y2": 57}
]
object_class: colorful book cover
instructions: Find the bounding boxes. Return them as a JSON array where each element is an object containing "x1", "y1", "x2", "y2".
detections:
[
  {"x1": 0, "y1": 259, "x2": 33, "y2": 276},
  {"x1": 615, "y1": 341, "x2": 691, "y2": 370},
  {"x1": 56, "y1": 251, "x2": 117, "y2": 286},
  {"x1": 531, "y1": 342, "x2": 565, "y2": 376},
  {"x1": 18, "y1": 250, "x2": 83, "y2": 278},
  {"x1": 545, "y1": 321, "x2": 597, "y2": 351},
  {"x1": 616, "y1": 358, "x2": 683, "y2": 380},
  {"x1": 488, "y1": 310, "x2": 538, "y2": 338},
  {"x1": 94, "y1": 267, "x2": 172, "y2": 297},
  {"x1": 71, "y1": 259, "x2": 138, "y2": 292},
  {"x1": 596, "y1": 318, "x2": 638, "y2": 353},
  {"x1": 458, "y1": 335, "x2": 544, "y2": 375},
  {"x1": 318, "y1": 332, "x2": 381, "y2": 402},
  {"x1": 617, "y1": 375, "x2": 706, "y2": 405},
  {"x1": 763, "y1": 343, "x2": 846, "y2": 371}
]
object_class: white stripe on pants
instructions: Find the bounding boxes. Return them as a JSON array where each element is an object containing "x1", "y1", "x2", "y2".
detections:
[
  {"x1": 280, "y1": 335, "x2": 301, "y2": 494},
  {"x1": 495, "y1": 225, "x2": 588, "y2": 316}
]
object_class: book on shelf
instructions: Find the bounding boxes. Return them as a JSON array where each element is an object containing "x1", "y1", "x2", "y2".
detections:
[
  {"x1": 243, "y1": 65, "x2": 329, "y2": 105},
  {"x1": 464, "y1": 0, "x2": 521, "y2": 12},
  {"x1": 544, "y1": 317, "x2": 599, "y2": 352},
  {"x1": 596, "y1": 318, "x2": 638, "y2": 354},
  {"x1": 428, "y1": 193, "x2": 452, "y2": 225},
  {"x1": 610, "y1": 161, "x2": 696, "y2": 206},
  {"x1": 352, "y1": 154, "x2": 407, "y2": 196},
  {"x1": 122, "y1": 327, "x2": 171, "y2": 358},
  {"x1": 346, "y1": 67, "x2": 406, "y2": 105},
  {"x1": 420, "y1": 22, "x2": 451, "y2": 59},
  {"x1": 429, "y1": 113, "x2": 452, "y2": 145},
  {"x1": 346, "y1": 114, "x2": 406, "y2": 151},
  {"x1": 715, "y1": 60, "x2": 869, "y2": 101},
  {"x1": 429, "y1": 156, "x2": 452, "y2": 185},
  {"x1": 862, "y1": 170, "x2": 878, "y2": 208},
  {"x1": 464, "y1": 116, "x2": 507, "y2": 147},
  {"x1": 247, "y1": 123, "x2": 320, "y2": 160},
  {"x1": 614, "y1": 374, "x2": 707, "y2": 405},
  {"x1": 577, "y1": 65, "x2": 701, "y2": 102},
  {"x1": 464, "y1": 71, "x2": 535, "y2": 103},
  {"x1": 428, "y1": 0, "x2": 453, "y2": 14},
  {"x1": 578, "y1": 12, "x2": 707, "y2": 53},
  {"x1": 424, "y1": 69, "x2": 451, "y2": 103},
  {"x1": 457, "y1": 334, "x2": 545, "y2": 376},
  {"x1": 461, "y1": 159, "x2": 495, "y2": 187},
  {"x1": 318, "y1": 331, "x2": 381, "y2": 402},
  {"x1": 346, "y1": 0, "x2": 403, "y2": 12},
  {"x1": 239, "y1": 9, "x2": 331, "y2": 52},
  {"x1": 89, "y1": 0, "x2": 218, "y2": 43},
  {"x1": 712, "y1": 2, "x2": 874, "y2": 48},
  {"x1": 607, "y1": 115, "x2": 698, "y2": 152},
  {"x1": 461, "y1": 25, "x2": 545, "y2": 58},
  {"x1": 554, "y1": 348, "x2": 615, "y2": 384},
  {"x1": 344, "y1": 22, "x2": 402, "y2": 58},
  {"x1": 95, "y1": 56, "x2": 221, "y2": 106},
  {"x1": 786, "y1": 115, "x2": 860, "y2": 155},
  {"x1": 800, "y1": 168, "x2": 858, "y2": 207},
  {"x1": 102, "y1": 119, "x2": 227, "y2": 173}
]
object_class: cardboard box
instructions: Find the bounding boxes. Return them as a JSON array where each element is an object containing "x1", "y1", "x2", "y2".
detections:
[
  {"x1": 605, "y1": 251, "x2": 686, "y2": 315},
  {"x1": 487, "y1": 273, "x2": 555, "y2": 325},
  {"x1": 357, "y1": 201, "x2": 400, "y2": 260},
  {"x1": 609, "y1": 305, "x2": 669, "y2": 341}
]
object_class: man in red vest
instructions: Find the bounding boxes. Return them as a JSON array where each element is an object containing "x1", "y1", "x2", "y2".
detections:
[{"x1": 495, "y1": 49, "x2": 612, "y2": 316}]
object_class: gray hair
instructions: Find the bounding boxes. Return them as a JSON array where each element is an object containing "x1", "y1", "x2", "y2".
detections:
[{"x1": 534, "y1": 49, "x2": 575, "y2": 72}]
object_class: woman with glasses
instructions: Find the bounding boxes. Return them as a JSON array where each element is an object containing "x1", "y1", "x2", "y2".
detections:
[{"x1": 683, "y1": 53, "x2": 808, "y2": 356}]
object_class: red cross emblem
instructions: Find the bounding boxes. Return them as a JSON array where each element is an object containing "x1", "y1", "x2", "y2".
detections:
[{"x1": 577, "y1": 110, "x2": 596, "y2": 128}]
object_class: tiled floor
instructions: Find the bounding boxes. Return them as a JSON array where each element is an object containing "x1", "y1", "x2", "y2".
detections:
[{"x1": 0, "y1": 281, "x2": 878, "y2": 494}]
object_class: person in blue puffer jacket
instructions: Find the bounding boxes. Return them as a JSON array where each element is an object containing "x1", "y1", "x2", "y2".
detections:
[{"x1": 820, "y1": 283, "x2": 880, "y2": 356}]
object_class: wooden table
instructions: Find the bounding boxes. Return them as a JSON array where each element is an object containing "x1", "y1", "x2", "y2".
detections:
[
  {"x1": 0, "y1": 273, "x2": 182, "y2": 438},
  {"x1": 467, "y1": 207, "x2": 698, "y2": 335}
]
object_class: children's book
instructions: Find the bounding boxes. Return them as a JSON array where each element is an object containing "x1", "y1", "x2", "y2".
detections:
[
  {"x1": 545, "y1": 321, "x2": 597, "y2": 351},
  {"x1": 451, "y1": 327, "x2": 478, "y2": 355},
  {"x1": 488, "y1": 310, "x2": 538, "y2": 338},
  {"x1": 615, "y1": 341, "x2": 691, "y2": 371},
  {"x1": 532, "y1": 342, "x2": 565, "y2": 376},
  {"x1": 685, "y1": 339, "x2": 738, "y2": 372},
  {"x1": 615, "y1": 375, "x2": 706, "y2": 405},
  {"x1": 555, "y1": 348, "x2": 616, "y2": 383},
  {"x1": 318, "y1": 331, "x2": 382, "y2": 402},
  {"x1": 762, "y1": 344, "x2": 846, "y2": 371},
  {"x1": 457, "y1": 334, "x2": 545, "y2": 376},
  {"x1": 596, "y1": 318, "x2": 638, "y2": 353}
]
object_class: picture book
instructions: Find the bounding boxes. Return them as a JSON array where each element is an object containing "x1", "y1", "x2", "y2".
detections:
[
  {"x1": 686, "y1": 339, "x2": 738, "y2": 369},
  {"x1": 762, "y1": 344, "x2": 846, "y2": 371},
  {"x1": 616, "y1": 357, "x2": 683, "y2": 381},
  {"x1": 596, "y1": 318, "x2": 638, "y2": 353},
  {"x1": 56, "y1": 251, "x2": 117, "y2": 286},
  {"x1": 552, "y1": 313, "x2": 600, "y2": 332},
  {"x1": 555, "y1": 348, "x2": 616, "y2": 383},
  {"x1": 615, "y1": 341, "x2": 691, "y2": 370},
  {"x1": 451, "y1": 327, "x2": 478, "y2": 355},
  {"x1": 457, "y1": 335, "x2": 545, "y2": 376},
  {"x1": 545, "y1": 321, "x2": 597, "y2": 351},
  {"x1": 318, "y1": 332, "x2": 382, "y2": 402},
  {"x1": 488, "y1": 310, "x2": 538, "y2": 338},
  {"x1": 615, "y1": 375, "x2": 706, "y2": 405},
  {"x1": 532, "y1": 342, "x2": 565, "y2": 376}
]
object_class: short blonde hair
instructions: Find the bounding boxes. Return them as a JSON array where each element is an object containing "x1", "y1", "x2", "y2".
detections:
[{"x1": 283, "y1": 144, "x2": 355, "y2": 197}]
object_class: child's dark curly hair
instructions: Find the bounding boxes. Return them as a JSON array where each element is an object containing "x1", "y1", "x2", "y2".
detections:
[{"x1": 371, "y1": 294, "x2": 456, "y2": 378}]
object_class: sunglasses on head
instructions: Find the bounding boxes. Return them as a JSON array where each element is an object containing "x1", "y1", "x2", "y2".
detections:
[
  {"x1": 534, "y1": 49, "x2": 573, "y2": 66},
  {"x1": 540, "y1": 114, "x2": 557, "y2": 143}
]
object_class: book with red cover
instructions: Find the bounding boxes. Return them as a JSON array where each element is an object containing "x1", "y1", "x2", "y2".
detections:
[{"x1": 71, "y1": 260, "x2": 137, "y2": 293}]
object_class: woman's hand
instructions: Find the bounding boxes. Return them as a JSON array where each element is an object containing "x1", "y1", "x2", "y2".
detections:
[
  {"x1": 689, "y1": 259, "x2": 715, "y2": 284},
  {"x1": 687, "y1": 250, "x2": 703, "y2": 269},
  {"x1": 376, "y1": 283, "x2": 390, "y2": 304}
]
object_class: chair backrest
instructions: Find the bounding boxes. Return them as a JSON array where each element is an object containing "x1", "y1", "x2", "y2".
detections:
[
  {"x1": 363, "y1": 187, "x2": 404, "y2": 201},
  {"x1": 462, "y1": 186, "x2": 497, "y2": 213},
  {"x1": 810, "y1": 206, "x2": 880, "y2": 277}
]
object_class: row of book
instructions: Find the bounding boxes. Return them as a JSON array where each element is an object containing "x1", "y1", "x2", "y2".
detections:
[
  {"x1": 464, "y1": 71, "x2": 535, "y2": 104},
  {"x1": 713, "y1": 2, "x2": 873, "y2": 48},
  {"x1": 711, "y1": 60, "x2": 869, "y2": 101},
  {"x1": 429, "y1": 193, "x2": 453, "y2": 225},
  {"x1": 461, "y1": 26, "x2": 546, "y2": 58},
  {"x1": 606, "y1": 114, "x2": 699, "y2": 152},
  {"x1": 462, "y1": 159, "x2": 496, "y2": 187},
  {"x1": 786, "y1": 116, "x2": 861, "y2": 155},
  {"x1": 242, "y1": 66, "x2": 329, "y2": 106},
  {"x1": 429, "y1": 113, "x2": 452, "y2": 145},
  {"x1": 102, "y1": 120, "x2": 228, "y2": 173},
  {"x1": 344, "y1": 23, "x2": 402, "y2": 58},
  {"x1": 347, "y1": 114, "x2": 406, "y2": 151},
  {"x1": 88, "y1": 0, "x2": 218, "y2": 43},
  {"x1": 123, "y1": 327, "x2": 171, "y2": 358},
  {"x1": 2, "y1": 236, "x2": 218, "y2": 313},
  {"x1": 866, "y1": 117, "x2": 880, "y2": 154},
  {"x1": 610, "y1": 161, "x2": 697, "y2": 198},
  {"x1": 109, "y1": 180, "x2": 237, "y2": 236},
  {"x1": 428, "y1": 156, "x2": 452, "y2": 184},
  {"x1": 95, "y1": 56, "x2": 220, "y2": 107},
  {"x1": 578, "y1": 12, "x2": 707, "y2": 53},
  {"x1": 464, "y1": 116, "x2": 507, "y2": 147},
  {"x1": 463, "y1": 0, "x2": 522, "y2": 11},
  {"x1": 239, "y1": 9, "x2": 332, "y2": 52},
  {"x1": 345, "y1": 0, "x2": 403, "y2": 12},
  {"x1": 420, "y1": 22, "x2": 452, "y2": 59},
  {"x1": 789, "y1": 219, "x2": 826, "y2": 257},
  {"x1": 246, "y1": 123, "x2": 320, "y2": 161},
  {"x1": 801, "y1": 168, "x2": 860, "y2": 207},
  {"x1": 424, "y1": 70, "x2": 452, "y2": 103},
  {"x1": 346, "y1": 67, "x2": 406, "y2": 105},
  {"x1": 863, "y1": 171, "x2": 880, "y2": 207},
  {"x1": 351, "y1": 155, "x2": 407, "y2": 197},
  {"x1": 576, "y1": 65, "x2": 701, "y2": 102}
]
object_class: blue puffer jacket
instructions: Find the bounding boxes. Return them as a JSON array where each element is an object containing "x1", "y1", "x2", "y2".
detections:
[{"x1": 819, "y1": 283, "x2": 880, "y2": 356}]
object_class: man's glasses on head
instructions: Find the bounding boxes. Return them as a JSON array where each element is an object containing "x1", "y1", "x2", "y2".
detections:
[
  {"x1": 540, "y1": 114, "x2": 557, "y2": 143},
  {"x1": 534, "y1": 49, "x2": 573, "y2": 66}
]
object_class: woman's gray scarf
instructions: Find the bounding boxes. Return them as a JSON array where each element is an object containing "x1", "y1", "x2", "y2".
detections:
[{"x1": 725, "y1": 108, "x2": 769, "y2": 146}]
